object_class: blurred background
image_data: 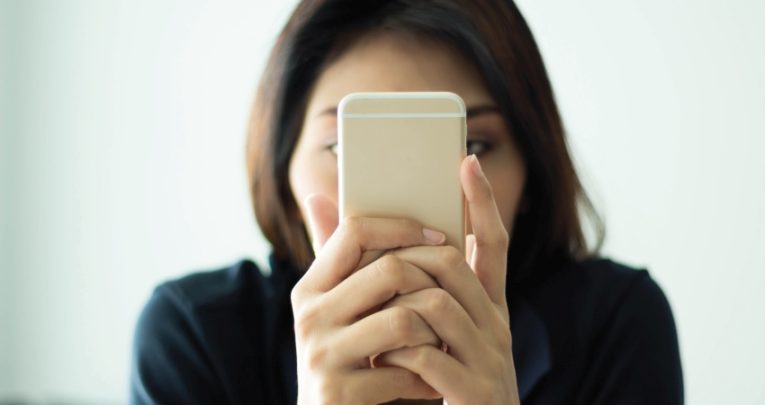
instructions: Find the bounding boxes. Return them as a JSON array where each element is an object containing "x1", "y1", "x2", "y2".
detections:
[{"x1": 1, "y1": 0, "x2": 763, "y2": 403}]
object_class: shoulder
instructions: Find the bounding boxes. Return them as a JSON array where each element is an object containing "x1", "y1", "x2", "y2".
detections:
[
  {"x1": 524, "y1": 258, "x2": 683, "y2": 404},
  {"x1": 567, "y1": 258, "x2": 674, "y2": 333},
  {"x1": 557, "y1": 258, "x2": 654, "y2": 300},
  {"x1": 131, "y1": 259, "x2": 294, "y2": 404},
  {"x1": 134, "y1": 258, "x2": 296, "y2": 355},
  {"x1": 149, "y1": 259, "x2": 269, "y2": 313},
  {"x1": 133, "y1": 259, "x2": 270, "y2": 346},
  {"x1": 527, "y1": 258, "x2": 678, "y2": 346},
  {"x1": 527, "y1": 258, "x2": 667, "y2": 320},
  {"x1": 578, "y1": 258, "x2": 675, "y2": 320}
]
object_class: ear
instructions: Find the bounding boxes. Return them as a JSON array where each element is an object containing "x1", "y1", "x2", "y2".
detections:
[{"x1": 303, "y1": 194, "x2": 339, "y2": 254}]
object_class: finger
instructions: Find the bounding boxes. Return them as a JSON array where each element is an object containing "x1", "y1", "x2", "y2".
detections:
[
  {"x1": 345, "y1": 367, "x2": 441, "y2": 403},
  {"x1": 461, "y1": 155, "x2": 510, "y2": 304},
  {"x1": 333, "y1": 306, "x2": 440, "y2": 365},
  {"x1": 376, "y1": 344, "x2": 468, "y2": 402},
  {"x1": 391, "y1": 245, "x2": 495, "y2": 329},
  {"x1": 299, "y1": 217, "x2": 446, "y2": 293},
  {"x1": 322, "y1": 254, "x2": 439, "y2": 324},
  {"x1": 382, "y1": 288, "x2": 481, "y2": 365},
  {"x1": 465, "y1": 233, "x2": 476, "y2": 263},
  {"x1": 304, "y1": 194, "x2": 339, "y2": 254}
]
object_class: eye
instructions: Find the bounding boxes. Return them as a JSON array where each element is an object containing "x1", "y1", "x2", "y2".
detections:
[
  {"x1": 326, "y1": 142, "x2": 338, "y2": 155},
  {"x1": 466, "y1": 139, "x2": 492, "y2": 156}
]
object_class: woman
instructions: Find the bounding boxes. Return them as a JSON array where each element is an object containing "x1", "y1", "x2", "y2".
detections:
[{"x1": 131, "y1": 1, "x2": 683, "y2": 404}]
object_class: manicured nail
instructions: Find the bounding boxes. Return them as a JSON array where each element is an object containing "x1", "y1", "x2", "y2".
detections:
[
  {"x1": 471, "y1": 155, "x2": 484, "y2": 178},
  {"x1": 422, "y1": 228, "x2": 446, "y2": 245}
]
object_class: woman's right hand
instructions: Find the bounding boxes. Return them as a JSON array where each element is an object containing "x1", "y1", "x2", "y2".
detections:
[{"x1": 290, "y1": 195, "x2": 445, "y2": 404}]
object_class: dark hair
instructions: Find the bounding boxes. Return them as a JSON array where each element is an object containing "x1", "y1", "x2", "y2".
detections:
[{"x1": 247, "y1": 0, "x2": 603, "y2": 287}]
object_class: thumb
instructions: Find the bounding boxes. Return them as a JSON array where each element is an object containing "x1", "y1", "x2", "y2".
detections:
[{"x1": 304, "y1": 194, "x2": 339, "y2": 255}]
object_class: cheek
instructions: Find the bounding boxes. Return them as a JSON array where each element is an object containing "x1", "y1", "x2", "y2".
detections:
[{"x1": 288, "y1": 146, "x2": 339, "y2": 222}]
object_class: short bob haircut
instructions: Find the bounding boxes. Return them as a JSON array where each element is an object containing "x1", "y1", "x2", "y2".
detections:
[{"x1": 246, "y1": 0, "x2": 603, "y2": 287}]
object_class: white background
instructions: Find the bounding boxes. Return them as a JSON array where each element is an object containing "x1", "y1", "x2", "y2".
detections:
[{"x1": 1, "y1": 0, "x2": 763, "y2": 403}]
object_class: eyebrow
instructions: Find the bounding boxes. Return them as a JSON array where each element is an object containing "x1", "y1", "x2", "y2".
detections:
[{"x1": 315, "y1": 104, "x2": 500, "y2": 119}]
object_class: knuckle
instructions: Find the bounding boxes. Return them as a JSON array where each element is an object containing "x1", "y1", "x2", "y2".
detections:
[
  {"x1": 496, "y1": 329, "x2": 513, "y2": 354},
  {"x1": 387, "y1": 306, "x2": 416, "y2": 341},
  {"x1": 425, "y1": 288, "x2": 453, "y2": 315},
  {"x1": 485, "y1": 349, "x2": 504, "y2": 374},
  {"x1": 440, "y1": 246, "x2": 465, "y2": 268},
  {"x1": 294, "y1": 302, "x2": 320, "y2": 340},
  {"x1": 289, "y1": 282, "x2": 304, "y2": 307},
  {"x1": 317, "y1": 377, "x2": 345, "y2": 404},
  {"x1": 412, "y1": 346, "x2": 435, "y2": 369},
  {"x1": 305, "y1": 341, "x2": 330, "y2": 370},
  {"x1": 374, "y1": 255, "x2": 405, "y2": 285},
  {"x1": 394, "y1": 217, "x2": 418, "y2": 233},
  {"x1": 498, "y1": 227, "x2": 510, "y2": 247},
  {"x1": 341, "y1": 216, "x2": 364, "y2": 238}
]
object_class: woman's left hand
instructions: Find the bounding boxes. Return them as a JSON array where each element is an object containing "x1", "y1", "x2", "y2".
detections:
[{"x1": 375, "y1": 155, "x2": 521, "y2": 405}]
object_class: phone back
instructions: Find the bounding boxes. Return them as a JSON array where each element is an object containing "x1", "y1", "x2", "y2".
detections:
[{"x1": 338, "y1": 92, "x2": 466, "y2": 252}]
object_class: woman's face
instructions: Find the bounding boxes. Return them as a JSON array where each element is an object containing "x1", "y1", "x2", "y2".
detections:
[{"x1": 289, "y1": 32, "x2": 526, "y2": 238}]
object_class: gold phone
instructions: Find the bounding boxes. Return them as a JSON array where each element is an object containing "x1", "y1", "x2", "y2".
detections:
[{"x1": 338, "y1": 92, "x2": 467, "y2": 253}]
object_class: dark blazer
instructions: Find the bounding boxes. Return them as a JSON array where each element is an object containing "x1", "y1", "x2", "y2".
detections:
[{"x1": 131, "y1": 255, "x2": 683, "y2": 404}]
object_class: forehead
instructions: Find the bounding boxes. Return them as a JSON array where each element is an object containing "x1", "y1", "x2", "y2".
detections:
[{"x1": 305, "y1": 32, "x2": 494, "y2": 117}]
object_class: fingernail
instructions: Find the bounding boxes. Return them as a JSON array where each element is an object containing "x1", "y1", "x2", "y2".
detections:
[
  {"x1": 422, "y1": 228, "x2": 446, "y2": 245},
  {"x1": 471, "y1": 155, "x2": 484, "y2": 178}
]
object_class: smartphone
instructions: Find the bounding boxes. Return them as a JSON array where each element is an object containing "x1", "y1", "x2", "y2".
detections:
[{"x1": 338, "y1": 92, "x2": 467, "y2": 253}]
